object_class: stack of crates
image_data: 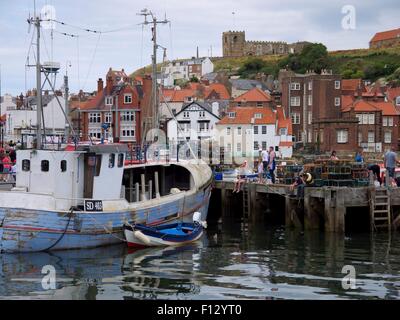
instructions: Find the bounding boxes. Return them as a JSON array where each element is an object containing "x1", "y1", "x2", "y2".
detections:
[
  {"x1": 276, "y1": 165, "x2": 303, "y2": 185},
  {"x1": 351, "y1": 162, "x2": 369, "y2": 187}
]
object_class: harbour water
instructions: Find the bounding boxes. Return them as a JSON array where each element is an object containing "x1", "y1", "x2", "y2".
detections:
[{"x1": 0, "y1": 216, "x2": 399, "y2": 300}]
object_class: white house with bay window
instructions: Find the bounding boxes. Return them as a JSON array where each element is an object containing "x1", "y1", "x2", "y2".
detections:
[{"x1": 167, "y1": 101, "x2": 220, "y2": 144}]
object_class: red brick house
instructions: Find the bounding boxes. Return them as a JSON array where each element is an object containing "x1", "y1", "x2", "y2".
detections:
[
  {"x1": 342, "y1": 99, "x2": 400, "y2": 152},
  {"x1": 230, "y1": 87, "x2": 274, "y2": 108},
  {"x1": 80, "y1": 69, "x2": 142, "y2": 144}
]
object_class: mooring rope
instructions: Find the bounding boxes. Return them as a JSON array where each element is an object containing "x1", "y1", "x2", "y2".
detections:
[{"x1": 42, "y1": 208, "x2": 74, "y2": 252}]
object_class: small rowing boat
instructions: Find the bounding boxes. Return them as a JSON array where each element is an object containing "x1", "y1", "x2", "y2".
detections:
[{"x1": 123, "y1": 212, "x2": 206, "y2": 247}]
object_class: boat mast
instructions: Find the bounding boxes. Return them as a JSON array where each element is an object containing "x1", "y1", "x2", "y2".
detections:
[
  {"x1": 138, "y1": 9, "x2": 169, "y2": 144},
  {"x1": 35, "y1": 16, "x2": 43, "y2": 149}
]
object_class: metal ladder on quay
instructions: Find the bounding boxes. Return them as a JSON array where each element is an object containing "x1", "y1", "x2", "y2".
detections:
[{"x1": 370, "y1": 187, "x2": 392, "y2": 231}]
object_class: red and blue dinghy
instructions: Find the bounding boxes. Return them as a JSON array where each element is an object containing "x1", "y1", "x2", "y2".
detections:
[{"x1": 124, "y1": 212, "x2": 206, "y2": 247}]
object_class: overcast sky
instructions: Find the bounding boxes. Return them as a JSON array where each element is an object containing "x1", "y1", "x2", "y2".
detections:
[{"x1": 0, "y1": 0, "x2": 399, "y2": 95}]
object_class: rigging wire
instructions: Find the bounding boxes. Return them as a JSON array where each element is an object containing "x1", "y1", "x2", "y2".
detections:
[
  {"x1": 49, "y1": 19, "x2": 138, "y2": 34},
  {"x1": 81, "y1": 33, "x2": 102, "y2": 91}
]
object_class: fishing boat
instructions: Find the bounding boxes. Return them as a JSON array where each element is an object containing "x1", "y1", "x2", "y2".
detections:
[
  {"x1": 0, "y1": 11, "x2": 212, "y2": 253},
  {"x1": 123, "y1": 212, "x2": 205, "y2": 247}
]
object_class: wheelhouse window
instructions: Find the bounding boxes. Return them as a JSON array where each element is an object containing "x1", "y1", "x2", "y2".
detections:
[
  {"x1": 60, "y1": 160, "x2": 67, "y2": 172},
  {"x1": 109, "y1": 154, "x2": 115, "y2": 168},
  {"x1": 118, "y1": 153, "x2": 124, "y2": 168},
  {"x1": 41, "y1": 160, "x2": 50, "y2": 172},
  {"x1": 22, "y1": 159, "x2": 30, "y2": 171}
]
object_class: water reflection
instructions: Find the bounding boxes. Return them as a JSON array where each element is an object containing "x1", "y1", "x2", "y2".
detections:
[{"x1": 0, "y1": 221, "x2": 399, "y2": 300}]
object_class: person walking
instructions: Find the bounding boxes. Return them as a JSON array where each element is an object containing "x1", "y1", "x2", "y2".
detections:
[
  {"x1": 268, "y1": 146, "x2": 276, "y2": 184},
  {"x1": 384, "y1": 147, "x2": 399, "y2": 186}
]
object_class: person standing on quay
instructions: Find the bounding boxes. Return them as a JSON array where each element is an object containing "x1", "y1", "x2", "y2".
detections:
[
  {"x1": 268, "y1": 146, "x2": 276, "y2": 184},
  {"x1": 384, "y1": 147, "x2": 399, "y2": 186},
  {"x1": 261, "y1": 147, "x2": 269, "y2": 178}
]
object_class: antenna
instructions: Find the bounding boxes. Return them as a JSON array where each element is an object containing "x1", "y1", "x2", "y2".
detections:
[{"x1": 138, "y1": 9, "x2": 169, "y2": 144}]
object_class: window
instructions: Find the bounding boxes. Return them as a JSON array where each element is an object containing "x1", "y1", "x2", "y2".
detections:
[
  {"x1": 109, "y1": 154, "x2": 115, "y2": 168},
  {"x1": 124, "y1": 94, "x2": 132, "y2": 104},
  {"x1": 183, "y1": 111, "x2": 190, "y2": 118},
  {"x1": 237, "y1": 143, "x2": 241, "y2": 152},
  {"x1": 105, "y1": 96, "x2": 113, "y2": 106},
  {"x1": 308, "y1": 95, "x2": 312, "y2": 106},
  {"x1": 262, "y1": 141, "x2": 267, "y2": 150},
  {"x1": 384, "y1": 131, "x2": 392, "y2": 143},
  {"x1": 41, "y1": 160, "x2": 49, "y2": 172},
  {"x1": 308, "y1": 111, "x2": 312, "y2": 125},
  {"x1": 383, "y1": 117, "x2": 393, "y2": 127},
  {"x1": 120, "y1": 111, "x2": 135, "y2": 122},
  {"x1": 308, "y1": 81, "x2": 312, "y2": 90},
  {"x1": 290, "y1": 96, "x2": 301, "y2": 106},
  {"x1": 356, "y1": 114, "x2": 362, "y2": 124},
  {"x1": 368, "y1": 131, "x2": 375, "y2": 143},
  {"x1": 95, "y1": 155, "x2": 102, "y2": 177},
  {"x1": 118, "y1": 154, "x2": 124, "y2": 168},
  {"x1": 60, "y1": 160, "x2": 67, "y2": 172},
  {"x1": 236, "y1": 102, "x2": 242, "y2": 107},
  {"x1": 22, "y1": 159, "x2": 30, "y2": 171},
  {"x1": 254, "y1": 126, "x2": 259, "y2": 134},
  {"x1": 199, "y1": 122, "x2": 209, "y2": 132},
  {"x1": 337, "y1": 130, "x2": 348, "y2": 144},
  {"x1": 89, "y1": 112, "x2": 101, "y2": 123},
  {"x1": 237, "y1": 127, "x2": 242, "y2": 135},
  {"x1": 335, "y1": 97, "x2": 341, "y2": 106},
  {"x1": 89, "y1": 128, "x2": 102, "y2": 139},
  {"x1": 226, "y1": 143, "x2": 232, "y2": 153},
  {"x1": 254, "y1": 141, "x2": 259, "y2": 150},
  {"x1": 256, "y1": 102, "x2": 263, "y2": 107},
  {"x1": 199, "y1": 111, "x2": 206, "y2": 118},
  {"x1": 121, "y1": 128, "x2": 135, "y2": 138},
  {"x1": 368, "y1": 114, "x2": 375, "y2": 125},
  {"x1": 290, "y1": 82, "x2": 300, "y2": 90},
  {"x1": 279, "y1": 128, "x2": 287, "y2": 135},
  {"x1": 362, "y1": 114, "x2": 368, "y2": 125},
  {"x1": 254, "y1": 113, "x2": 262, "y2": 119},
  {"x1": 227, "y1": 127, "x2": 231, "y2": 135},
  {"x1": 105, "y1": 112, "x2": 112, "y2": 124},
  {"x1": 335, "y1": 80, "x2": 341, "y2": 89},
  {"x1": 228, "y1": 112, "x2": 236, "y2": 118},
  {"x1": 262, "y1": 126, "x2": 267, "y2": 134},
  {"x1": 291, "y1": 113, "x2": 300, "y2": 125}
]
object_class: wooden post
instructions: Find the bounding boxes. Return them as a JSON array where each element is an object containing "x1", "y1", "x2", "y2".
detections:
[
  {"x1": 369, "y1": 187, "x2": 376, "y2": 232},
  {"x1": 129, "y1": 169, "x2": 134, "y2": 202},
  {"x1": 140, "y1": 174, "x2": 146, "y2": 201},
  {"x1": 135, "y1": 182, "x2": 140, "y2": 202},
  {"x1": 324, "y1": 188, "x2": 335, "y2": 232},
  {"x1": 155, "y1": 171, "x2": 160, "y2": 198},
  {"x1": 285, "y1": 196, "x2": 302, "y2": 229},
  {"x1": 335, "y1": 189, "x2": 346, "y2": 234},
  {"x1": 149, "y1": 180, "x2": 153, "y2": 200},
  {"x1": 304, "y1": 190, "x2": 320, "y2": 230}
]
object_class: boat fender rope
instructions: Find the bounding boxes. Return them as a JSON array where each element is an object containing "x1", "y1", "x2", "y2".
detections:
[{"x1": 42, "y1": 208, "x2": 74, "y2": 252}]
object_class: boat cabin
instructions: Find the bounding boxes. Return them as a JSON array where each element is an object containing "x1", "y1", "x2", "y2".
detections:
[{"x1": 14, "y1": 144, "x2": 128, "y2": 208}]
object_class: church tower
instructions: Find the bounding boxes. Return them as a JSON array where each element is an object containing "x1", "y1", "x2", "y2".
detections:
[{"x1": 222, "y1": 31, "x2": 246, "y2": 57}]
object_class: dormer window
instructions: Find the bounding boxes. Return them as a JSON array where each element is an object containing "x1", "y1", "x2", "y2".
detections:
[
  {"x1": 228, "y1": 112, "x2": 236, "y2": 118},
  {"x1": 105, "y1": 96, "x2": 113, "y2": 106},
  {"x1": 254, "y1": 113, "x2": 262, "y2": 119},
  {"x1": 256, "y1": 102, "x2": 263, "y2": 107},
  {"x1": 124, "y1": 94, "x2": 132, "y2": 104}
]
